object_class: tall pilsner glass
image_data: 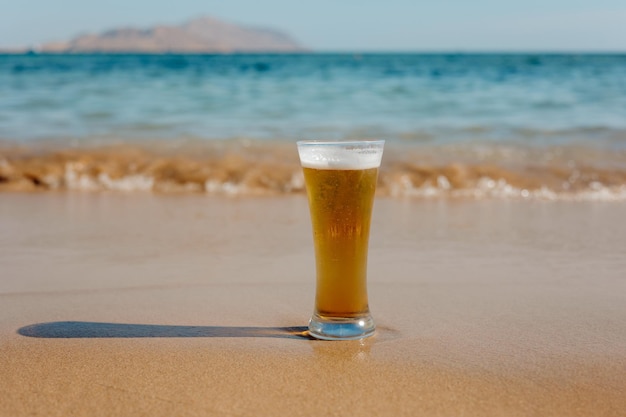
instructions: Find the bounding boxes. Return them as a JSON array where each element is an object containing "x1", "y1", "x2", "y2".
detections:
[{"x1": 297, "y1": 140, "x2": 384, "y2": 340}]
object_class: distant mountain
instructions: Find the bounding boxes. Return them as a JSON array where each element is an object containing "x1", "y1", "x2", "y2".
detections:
[{"x1": 39, "y1": 16, "x2": 306, "y2": 53}]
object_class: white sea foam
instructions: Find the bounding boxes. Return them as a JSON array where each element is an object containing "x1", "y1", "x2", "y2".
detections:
[
  {"x1": 205, "y1": 180, "x2": 244, "y2": 195},
  {"x1": 98, "y1": 173, "x2": 154, "y2": 192},
  {"x1": 297, "y1": 141, "x2": 384, "y2": 170},
  {"x1": 63, "y1": 163, "x2": 154, "y2": 192},
  {"x1": 388, "y1": 174, "x2": 626, "y2": 201}
]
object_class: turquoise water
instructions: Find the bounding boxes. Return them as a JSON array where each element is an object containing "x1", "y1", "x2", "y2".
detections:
[{"x1": 1, "y1": 53, "x2": 626, "y2": 146}]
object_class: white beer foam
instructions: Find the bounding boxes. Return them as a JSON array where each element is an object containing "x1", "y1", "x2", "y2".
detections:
[{"x1": 297, "y1": 141, "x2": 384, "y2": 170}]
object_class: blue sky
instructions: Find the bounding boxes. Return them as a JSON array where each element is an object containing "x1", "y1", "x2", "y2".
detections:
[{"x1": 1, "y1": 0, "x2": 625, "y2": 51}]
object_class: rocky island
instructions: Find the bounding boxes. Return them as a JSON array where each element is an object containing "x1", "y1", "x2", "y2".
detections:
[{"x1": 37, "y1": 16, "x2": 305, "y2": 53}]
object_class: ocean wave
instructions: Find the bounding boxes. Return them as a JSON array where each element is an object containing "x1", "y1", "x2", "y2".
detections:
[
  {"x1": 1, "y1": 141, "x2": 626, "y2": 201},
  {"x1": 3, "y1": 54, "x2": 626, "y2": 143}
]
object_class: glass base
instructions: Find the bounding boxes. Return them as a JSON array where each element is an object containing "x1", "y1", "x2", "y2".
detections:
[{"x1": 308, "y1": 313, "x2": 375, "y2": 341}]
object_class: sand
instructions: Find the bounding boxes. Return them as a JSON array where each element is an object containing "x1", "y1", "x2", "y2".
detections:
[{"x1": 1, "y1": 193, "x2": 625, "y2": 416}]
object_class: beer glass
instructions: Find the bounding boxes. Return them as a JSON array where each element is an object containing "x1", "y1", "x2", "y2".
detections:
[{"x1": 297, "y1": 140, "x2": 384, "y2": 340}]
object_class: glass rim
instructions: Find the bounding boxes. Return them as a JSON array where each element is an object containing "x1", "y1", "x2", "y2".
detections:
[{"x1": 296, "y1": 139, "x2": 385, "y2": 147}]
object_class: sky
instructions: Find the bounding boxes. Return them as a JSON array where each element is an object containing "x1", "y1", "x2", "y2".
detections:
[{"x1": 1, "y1": 0, "x2": 625, "y2": 51}]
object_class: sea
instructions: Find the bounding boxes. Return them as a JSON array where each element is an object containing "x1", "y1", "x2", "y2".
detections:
[{"x1": 1, "y1": 53, "x2": 626, "y2": 199}]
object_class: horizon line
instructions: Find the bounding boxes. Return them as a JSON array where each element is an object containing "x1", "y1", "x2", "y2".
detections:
[{"x1": 1, "y1": 49, "x2": 626, "y2": 55}]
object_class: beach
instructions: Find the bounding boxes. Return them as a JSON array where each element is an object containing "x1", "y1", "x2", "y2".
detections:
[
  {"x1": 1, "y1": 193, "x2": 625, "y2": 416},
  {"x1": 2, "y1": 51, "x2": 626, "y2": 416}
]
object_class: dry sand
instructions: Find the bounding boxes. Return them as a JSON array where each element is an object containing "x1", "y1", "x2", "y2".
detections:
[{"x1": 1, "y1": 193, "x2": 625, "y2": 416}]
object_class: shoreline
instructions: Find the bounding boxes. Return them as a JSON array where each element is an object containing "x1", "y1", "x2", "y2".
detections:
[{"x1": 2, "y1": 140, "x2": 626, "y2": 200}]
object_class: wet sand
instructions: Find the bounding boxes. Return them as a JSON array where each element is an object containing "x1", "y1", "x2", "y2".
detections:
[{"x1": 1, "y1": 194, "x2": 625, "y2": 416}]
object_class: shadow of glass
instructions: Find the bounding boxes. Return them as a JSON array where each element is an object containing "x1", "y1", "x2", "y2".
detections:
[{"x1": 18, "y1": 321, "x2": 313, "y2": 340}]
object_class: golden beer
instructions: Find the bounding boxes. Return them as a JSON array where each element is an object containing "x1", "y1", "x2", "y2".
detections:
[
  {"x1": 303, "y1": 167, "x2": 378, "y2": 318},
  {"x1": 298, "y1": 140, "x2": 384, "y2": 340}
]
